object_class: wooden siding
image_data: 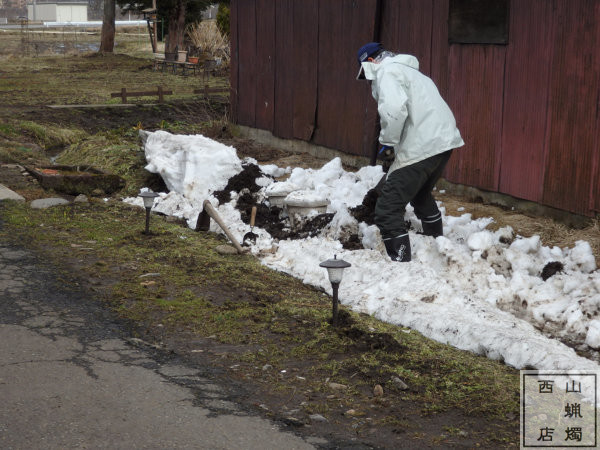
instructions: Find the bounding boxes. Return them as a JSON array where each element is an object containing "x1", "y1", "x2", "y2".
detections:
[
  {"x1": 230, "y1": 0, "x2": 600, "y2": 217},
  {"x1": 234, "y1": 1, "x2": 256, "y2": 127},
  {"x1": 292, "y1": 0, "x2": 319, "y2": 142},
  {"x1": 273, "y1": 0, "x2": 294, "y2": 139},
  {"x1": 444, "y1": 45, "x2": 505, "y2": 191},
  {"x1": 542, "y1": 0, "x2": 600, "y2": 214},
  {"x1": 312, "y1": 0, "x2": 380, "y2": 156},
  {"x1": 254, "y1": 0, "x2": 275, "y2": 132},
  {"x1": 499, "y1": 0, "x2": 553, "y2": 202},
  {"x1": 380, "y1": 0, "x2": 434, "y2": 75}
]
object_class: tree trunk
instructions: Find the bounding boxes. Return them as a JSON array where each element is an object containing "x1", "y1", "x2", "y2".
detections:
[
  {"x1": 99, "y1": 0, "x2": 115, "y2": 53},
  {"x1": 165, "y1": 0, "x2": 186, "y2": 54}
]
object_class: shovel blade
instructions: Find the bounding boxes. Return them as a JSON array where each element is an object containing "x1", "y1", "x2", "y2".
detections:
[{"x1": 242, "y1": 231, "x2": 257, "y2": 246}]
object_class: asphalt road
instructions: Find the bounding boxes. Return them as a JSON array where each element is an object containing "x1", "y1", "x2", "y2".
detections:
[{"x1": 0, "y1": 237, "x2": 324, "y2": 449}]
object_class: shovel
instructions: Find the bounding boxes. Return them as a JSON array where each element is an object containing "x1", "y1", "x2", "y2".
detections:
[
  {"x1": 202, "y1": 200, "x2": 247, "y2": 254},
  {"x1": 242, "y1": 206, "x2": 258, "y2": 246}
]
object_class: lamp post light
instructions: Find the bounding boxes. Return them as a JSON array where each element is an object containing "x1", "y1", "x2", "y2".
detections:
[
  {"x1": 319, "y1": 255, "x2": 351, "y2": 327},
  {"x1": 139, "y1": 190, "x2": 159, "y2": 234}
]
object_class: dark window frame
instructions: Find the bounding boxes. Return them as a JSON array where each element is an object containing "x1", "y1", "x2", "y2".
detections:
[{"x1": 448, "y1": 0, "x2": 510, "y2": 45}]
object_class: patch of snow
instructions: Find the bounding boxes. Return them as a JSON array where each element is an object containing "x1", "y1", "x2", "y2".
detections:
[{"x1": 126, "y1": 130, "x2": 600, "y2": 371}]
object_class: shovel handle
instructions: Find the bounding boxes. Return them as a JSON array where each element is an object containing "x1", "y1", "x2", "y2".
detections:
[
  {"x1": 250, "y1": 206, "x2": 257, "y2": 227},
  {"x1": 202, "y1": 200, "x2": 246, "y2": 254}
]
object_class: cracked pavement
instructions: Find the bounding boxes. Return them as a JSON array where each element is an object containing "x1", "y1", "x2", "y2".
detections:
[{"x1": 0, "y1": 242, "x2": 324, "y2": 449}]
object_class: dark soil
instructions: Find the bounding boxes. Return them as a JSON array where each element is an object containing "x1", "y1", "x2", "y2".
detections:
[{"x1": 541, "y1": 261, "x2": 564, "y2": 281}]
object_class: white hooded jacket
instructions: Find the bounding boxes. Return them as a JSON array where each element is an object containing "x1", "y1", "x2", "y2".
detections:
[{"x1": 361, "y1": 54, "x2": 464, "y2": 175}]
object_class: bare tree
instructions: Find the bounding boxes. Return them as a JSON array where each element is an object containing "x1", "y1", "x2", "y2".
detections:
[{"x1": 99, "y1": 0, "x2": 116, "y2": 52}]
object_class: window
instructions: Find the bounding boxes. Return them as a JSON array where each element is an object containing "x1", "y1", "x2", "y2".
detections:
[{"x1": 448, "y1": 0, "x2": 509, "y2": 44}]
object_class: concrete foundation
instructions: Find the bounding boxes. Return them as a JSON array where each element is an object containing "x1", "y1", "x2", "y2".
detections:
[{"x1": 238, "y1": 126, "x2": 597, "y2": 229}]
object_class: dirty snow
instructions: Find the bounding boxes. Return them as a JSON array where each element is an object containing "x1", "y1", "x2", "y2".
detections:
[{"x1": 125, "y1": 130, "x2": 600, "y2": 371}]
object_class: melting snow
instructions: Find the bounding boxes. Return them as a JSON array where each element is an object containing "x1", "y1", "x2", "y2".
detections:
[{"x1": 125, "y1": 130, "x2": 600, "y2": 371}]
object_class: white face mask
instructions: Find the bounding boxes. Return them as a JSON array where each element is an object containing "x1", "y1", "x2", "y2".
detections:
[{"x1": 356, "y1": 50, "x2": 397, "y2": 79}]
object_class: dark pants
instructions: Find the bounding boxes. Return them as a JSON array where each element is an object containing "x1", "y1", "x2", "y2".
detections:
[{"x1": 374, "y1": 150, "x2": 453, "y2": 239}]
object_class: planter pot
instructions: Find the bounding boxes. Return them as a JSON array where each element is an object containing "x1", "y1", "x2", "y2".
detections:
[
  {"x1": 177, "y1": 50, "x2": 187, "y2": 62},
  {"x1": 284, "y1": 193, "x2": 329, "y2": 229},
  {"x1": 188, "y1": 56, "x2": 199, "y2": 64},
  {"x1": 266, "y1": 182, "x2": 297, "y2": 208},
  {"x1": 165, "y1": 52, "x2": 177, "y2": 62},
  {"x1": 26, "y1": 165, "x2": 125, "y2": 196}
]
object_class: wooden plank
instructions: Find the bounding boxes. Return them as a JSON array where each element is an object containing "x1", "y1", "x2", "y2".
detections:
[
  {"x1": 110, "y1": 90, "x2": 174, "y2": 98},
  {"x1": 430, "y1": 0, "x2": 450, "y2": 98},
  {"x1": 110, "y1": 87, "x2": 173, "y2": 104},
  {"x1": 273, "y1": 0, "x2": 294, "y2": 139},
  {"x1": 311, "y1": 0, "x2": 379, "y2": 159},
  {"x1": 229, "y1": 0, "x2": 239, "y2": 123},
  {"x1": 292, "y1": 0, "x2": 319, "y2": 141},
  {"x1": 48, "y1": 104, "x2": 157, "y2": 109},
  {"x1": 312, "y1": 0, "x2": 344, "y2": 150},
  {"x1": 345, "y1": 0, "x2": 381, "y2": 159},
  {"x1": 444, "y1": 45, "x2": 506, "y2": 191},
  {"x1": 542, "y1": 0, "x2": 600, "y2": 216},
  {"x1": 236, "y1": 1, "x2": 257, "y2": 127},
  {"x1": 254, "y1": 0, "x2": 275, "y2": 131},
  {"x1": 380, "y1": 0, "x2": 433, "y2": 75},
  {"x1": 498, "y1": 0, "x2": 553, "y2": 203}
]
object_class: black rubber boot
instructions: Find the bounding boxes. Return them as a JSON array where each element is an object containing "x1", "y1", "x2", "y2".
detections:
[
  {"x1": 421, "y1": 214, "x2": 443, "y2": 237},
  {"x1": 383, "y1": 233, "x2": 411, "y2": 262}
]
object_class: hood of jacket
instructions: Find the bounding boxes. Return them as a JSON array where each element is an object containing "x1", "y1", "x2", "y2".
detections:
[{"x1": 360, "y1": 54, "x2": 420, "y2": 81}]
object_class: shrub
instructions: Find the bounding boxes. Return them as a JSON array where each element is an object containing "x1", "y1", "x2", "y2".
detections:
[{"x1": 185, "y1": 20, "x2": 230, "y2": 65}]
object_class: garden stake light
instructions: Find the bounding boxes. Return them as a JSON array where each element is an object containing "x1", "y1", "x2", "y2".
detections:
[
  {"x1": 139, "y1": 190, "x2": 159, "y2": 234},
  {"x1": 319, "y1": 255, "x2": 351, "y2": 327}
]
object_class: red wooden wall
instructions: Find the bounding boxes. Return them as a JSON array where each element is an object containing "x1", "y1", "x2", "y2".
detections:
[{"x1": 230, "y1": 0, "x2": 600, "y2": 217}]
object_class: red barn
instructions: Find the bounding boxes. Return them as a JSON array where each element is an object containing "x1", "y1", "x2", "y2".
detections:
[{"x1": 229, "y1": 0, "x2": 600, "y2": 219}]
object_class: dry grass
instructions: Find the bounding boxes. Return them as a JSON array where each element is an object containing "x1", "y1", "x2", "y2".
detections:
[
  {"x1": 0, "y1": 27, "x2": 153, "y2": 59},
  {"x1": 185, "y1": 20, "x2": 230, "y2": 64}
]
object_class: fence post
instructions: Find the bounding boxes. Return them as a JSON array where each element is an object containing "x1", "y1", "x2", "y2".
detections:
[
  {"x1": 158, "y1": 86, "x2": 164, "y2": 103},
  {"x1": 121, "y1": 87, "x2": 127, "y2": 104}
]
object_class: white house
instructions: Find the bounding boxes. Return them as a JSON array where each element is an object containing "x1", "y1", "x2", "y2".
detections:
[{"x1": 27, "y1": 1, "x2": 87, "y2": 22}]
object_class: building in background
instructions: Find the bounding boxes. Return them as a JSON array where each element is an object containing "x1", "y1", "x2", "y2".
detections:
[
  {"x1": 27, "y1": 0, "x2": 87, "y2": 22},
  {"x1": 229, "y1": 0, "x2": 600, "y2": 221}
]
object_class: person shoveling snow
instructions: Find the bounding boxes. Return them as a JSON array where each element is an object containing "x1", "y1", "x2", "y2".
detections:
[
  {"x1": 125, "y1": 130, "x2": 600, "y2": 373},
  {"x1": 355, "y1": 43, "x2": 464, "y2": 262}
]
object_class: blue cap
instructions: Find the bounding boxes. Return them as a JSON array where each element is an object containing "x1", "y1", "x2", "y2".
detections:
[{"x1": 357, "y1": 42, "x2": 383, "y2": 64}]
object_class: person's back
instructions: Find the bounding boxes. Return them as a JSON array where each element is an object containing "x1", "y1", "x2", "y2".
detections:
[{"x1": 362, "y1": 53, "x2": 463, "y2": 173}]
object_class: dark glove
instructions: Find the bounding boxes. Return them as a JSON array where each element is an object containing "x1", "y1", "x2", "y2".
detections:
[{"x1": 377, "y1": 145, "x2": 394, "y2": 173}]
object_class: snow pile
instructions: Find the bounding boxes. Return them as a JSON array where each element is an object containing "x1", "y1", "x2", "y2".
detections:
[{"x1": 125, "y1": 130, "x2": 600, "y2": 371}]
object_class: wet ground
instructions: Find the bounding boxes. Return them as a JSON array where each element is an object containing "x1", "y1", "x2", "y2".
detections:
[{"x1": 0, "y1": 239, "x2": 324, "y2": 449}]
